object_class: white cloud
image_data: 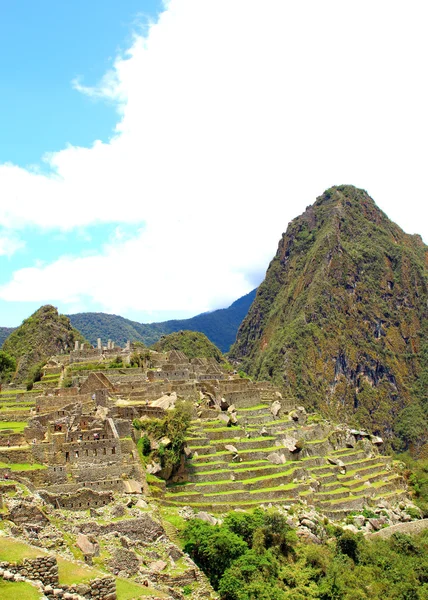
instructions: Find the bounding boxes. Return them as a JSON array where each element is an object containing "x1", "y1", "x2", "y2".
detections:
[
  {"x1": 0, "y1": 231, "x2": 25, "y2": 257},
  {"x1": 0, "y1": 0, "x2": 427, "y2": 316}
]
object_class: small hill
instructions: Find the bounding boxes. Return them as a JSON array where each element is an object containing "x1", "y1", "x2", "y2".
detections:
[
  {"x1": 67, "y1": 288, "x2": 257, "y2": 352},
  {"x1": 151, "y1": 330, "x2": 224, "y2": 362},
  {"x1": 230, "y1": 185, "x2": 428, "y2": 438},
  {"x1": 3, "y1": 305, "x2": 86, "y2": 382}
]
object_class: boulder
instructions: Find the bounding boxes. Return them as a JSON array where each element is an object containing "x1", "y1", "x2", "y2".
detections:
[
  {"x1": 159, "y1": 436, "x2": 172, "y2": 448},
  {"x1": 227, "y1": 405, "x2": 236, "y2": 413},
  {"x1": 289, "y1": 406, "x2": 307, "y2": 424},
  {"x1": 300, "y1": 518, "x2": 317, "y2": 531},
  {"x1": 147, "y1": 462, "x2": 162, "y2": 475},
  {"x1": 353, "y1": 515, "x2": 366, "y2": 528},
  {"x1": 218, "y1": 412, "x2": 231, "y2": 425},
  {"x1": 271, "y1": 401, "x2": 281, "y2": 418},
  {"x1": 149, "y1": 560, "x2": 167, "y2": 572},
  {"x1": 260, "y1": 427, "x2": 269, "y2": 437},
  {"x1": 183, "y1": 446, "x2": 193, "y2": 459},
  {"x1": 195, "y1": 511, "x2": 218, "y2": 525},
  {"x1": 297, "y1": 529, "x2": 322, "y2": 544},
  {"x1": 283, "y1": 436, "x2": 298, "y2": 452},
  {"x1": 76, "y1": 533, "x2": 98, "y2": 556},
  {"x1": 152, "y1": 392, "x2": 177, "y2": 410},
  {"x1": 225, "y1": 444, "x2": 238, "y2": 454},
  {"x1": 267, "y1": 452, "x2": 286, "y2": 465}
]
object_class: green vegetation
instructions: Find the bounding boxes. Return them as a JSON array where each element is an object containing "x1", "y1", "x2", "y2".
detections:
[
  {"x1": 182, "y1": 508, "x2": 428, "y2": 599},
  {"x1": 399, "y1": 452, "x2": 428, "y2": 515},
  {"x1": 230, "y1": 185, "x2": 428, "y2": 442},
  {"x1": 116, "y1": 577, "x2": 167, "y2": 599},
  {"x1": 2, "y1": 305, "x2": 87, "y2": 382},
  {"x1": 0, "y1": 580, "x2": 42, "y2": 600},
  {"x1": 134, "y1": 401, "x2": 192, "y2": 474},
  {"x1": 0, "y1": 421, "x2": 27, "y2": 433},
  {"x1": 0, "y1": 537, "x2": 47, "y2": 562},
  {"x1": 152, "y1": 330, "x2": 225, "y2": 362},
  {"x1": 0, "y1": 350, "x2": 16, "y2": 383},
  {"x1": 57, "y1": 557, "x2": 103, "y2": 585}
]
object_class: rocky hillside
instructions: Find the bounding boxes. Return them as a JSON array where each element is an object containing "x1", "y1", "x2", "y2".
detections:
[
  {"x1": 152, "y1": 330, "x2": 225, "y2": 362},
  {"x1": 230, "y1": 185, "x2": 428, "y2": 438},
  {"x1": 2, "y1": 305, "x2": 86, "y2": 382},
  {"x1": 67, "y1": 288, "x2": 257, "y2": 352}
]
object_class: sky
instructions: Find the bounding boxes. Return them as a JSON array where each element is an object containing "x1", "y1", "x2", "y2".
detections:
[{"x1": 0, "y1": 0, "x2": 427, "y2": 327}]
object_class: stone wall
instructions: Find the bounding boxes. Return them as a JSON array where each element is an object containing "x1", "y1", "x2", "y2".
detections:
[
  {"x1": 0, "y1": 560, "x2": 116, "y2": 600},
  {"x1": 112, "y1": 405, "x2": 166, "y2": 421},
  {"x1": 0, "y1": 556, "x2": 58, "y2": 587},
  {"x1": 41, "y1": 487, "x2": 114, "y2": 510}
]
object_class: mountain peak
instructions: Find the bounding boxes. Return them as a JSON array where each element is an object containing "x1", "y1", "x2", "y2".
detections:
[{"x1": 230, "y1": 186, "x2": 428, "y2": 439}]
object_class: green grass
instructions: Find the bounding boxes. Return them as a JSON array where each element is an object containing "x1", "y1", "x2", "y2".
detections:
[
  {"x1": 0, "y1": 537, "x2": 47, "y2": 562},
  {"x1": 0, "y1": 462, "x2": 46, "y2": 471},
  {"x1": 238, "y1": 404, "x2": 269, "y2": 411},
  {"x1": 0, "y1": 580, "x2": 42, "y2": 600},
  {"x1": 57, "y1": 557, "x2": 103, "y2": 585},
  {"x1": 117, "y1": 577, "x2": 168, "y2": 598},
  {"x1": 241, "y1": 468, "x2": 295, "y2": 484},
  {"x1": 0, "y1": 421, "x2": 27, "y2": 433},
  {"x1": 159, "y1": 506, "x2": 187, "y2": 532}
]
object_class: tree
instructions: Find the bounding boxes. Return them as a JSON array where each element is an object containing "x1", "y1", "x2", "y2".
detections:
[
  {"x1": 0, "y1": 350, "x2": 16, "y2": 383},
  {"x1": 395, "y1": 403, "x2": 428, "y2": 454}
]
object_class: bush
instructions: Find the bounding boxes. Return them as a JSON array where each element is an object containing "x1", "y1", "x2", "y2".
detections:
[{"x1": 137, "y1": 435, "x2": 151, "y2": 457}]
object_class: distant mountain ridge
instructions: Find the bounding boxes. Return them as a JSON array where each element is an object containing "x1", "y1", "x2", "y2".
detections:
[
  {"x1": 67, "y1": 289, "x2": 257, "y2": 352},
  {"x1": 0, "y1": 290, "x2": 257, "y2": 353},
  {"x1": 0, "y1": 327, "x2": 15, "y2": 348}
]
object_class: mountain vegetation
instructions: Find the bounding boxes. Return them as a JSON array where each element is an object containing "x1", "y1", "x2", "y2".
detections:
[
  {"x1": 183, "y1": 509, "x2": 428, "y2": 599},
  {"x1": 151, "y1": 330, "x2": 225, "y2": 362},
  {"x1": 65, "y1": 288, "x2": 257, "y2": 352},
  {"x1": 2, "y1": 304, "x2": 86, "y2": 383},
  {"x1": 230, "y1": 185, "x2": 428, "y2": 444}
]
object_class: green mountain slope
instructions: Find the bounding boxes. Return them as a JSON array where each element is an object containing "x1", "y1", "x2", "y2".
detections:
[
  {"x1": 230, "y1": 185, "x2": 428, "y2": 437},
  {"x1": 67, "y1": 288, "x2": 257, "y2": 352},
  {"x1": 3, "y1": 305, "x2": 86, "y2": 382},
  {"x1": 152, "y1": 330, "x2": 225, "y2": 362}
]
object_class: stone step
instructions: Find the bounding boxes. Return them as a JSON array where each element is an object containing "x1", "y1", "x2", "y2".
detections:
[
  {"x1": 314, "y1": 487, "x2": 351, "y2": 502},
  {"x1": 187, "y1": 444, "x2": 217, "y2": 455},
  {"x1": 338, "y1": 462, "x2": 390, "y2": 481},
  {"x1": 340, "y1": 470, "x2": 392, "y2": 490},
  {"x1": 203, "y1": 428, "x2": 245, "y2": 440},
  {"x1": 162, "y1": 496, "x2": 296, "y2": 513},
  {"x1": 328, "y1": 450, "x2": 368, "y2": 463},
  {"x1": 185, "y1": 437, "x2": 211, "y2": 446}
]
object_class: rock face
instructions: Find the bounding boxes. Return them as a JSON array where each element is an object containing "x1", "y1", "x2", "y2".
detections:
[{"x1": 230, "y1": 185, "x2": 428, "y2": 438}]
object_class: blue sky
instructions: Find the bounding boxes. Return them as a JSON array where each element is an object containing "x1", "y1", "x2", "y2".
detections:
[
  {"x1": 0, "y1": 1, "x2": 427, "y2": 328},
  {"x1": 0, "y1": 0, "x2": 161, "y2": 166},
  {"x1": 0, "y1": 1, "x2": 163, "y2": 325}
]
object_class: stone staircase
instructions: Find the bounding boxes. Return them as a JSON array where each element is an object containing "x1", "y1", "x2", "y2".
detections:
[{"x1": 163, "y1": 405, "x2": 407, "y2": 515}]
